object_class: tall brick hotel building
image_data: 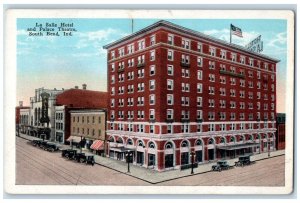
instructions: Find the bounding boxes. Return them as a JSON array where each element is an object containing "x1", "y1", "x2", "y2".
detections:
[{"x1": 103, "y1": 20, "x2": 279, "y2": 171}]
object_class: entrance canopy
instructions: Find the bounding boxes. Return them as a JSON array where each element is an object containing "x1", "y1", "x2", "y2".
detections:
[
  {"x1": 90, "y1": 140, "x2": 104, "y2": 150},
  {"x1": 216, "y1": 143, "x2": 259, "y2": 151},
  {"x1": 67, "y1": 136, "x2": 81, "y2": 143}
]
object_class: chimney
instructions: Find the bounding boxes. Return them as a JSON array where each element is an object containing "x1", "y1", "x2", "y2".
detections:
[
  {"x1": 75, "y1": 86, "x2": 78, "y2": 89},
  {"x1": 19, "y1": 101, "x2": 23, "y2": 107},
  {"x1": 82, "y1": 84, "x2": 87, "y2": 90}
]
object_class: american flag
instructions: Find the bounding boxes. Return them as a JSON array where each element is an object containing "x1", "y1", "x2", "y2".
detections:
[{"x1": 231, "y1": 24, "x2": 243, "y2": 37}]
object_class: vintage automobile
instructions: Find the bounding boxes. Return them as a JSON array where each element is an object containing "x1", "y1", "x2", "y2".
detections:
[
  {"x1": 44, "y1": 143, "x2": 59, "y2": 152},
  {"x1": 64, "y1": 149, "x2": 77, "y2": 160},
  {"x1": 235, "y1": 155, "x2": 255, "y2": 167},
  {"x1": 85, "y1": 155, "x2": 95, "y2": 166},
  {"x1": 74, "y1": 153, "x2": 86, "y2": 163},
  {"x1": 62, "y1": 149, "x2": 74, "y2": 157},
  {"x1": 38, "y1": 141, "x2": 48, "y2": 149},
  {"x1": 31, "y1": 139, "x2": 42, "y2": 147},
  {"x1": 212, "y1": 160, "x2": 232, "y2": 172}
]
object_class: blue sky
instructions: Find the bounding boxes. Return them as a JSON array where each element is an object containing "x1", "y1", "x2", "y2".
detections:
[{"x1": 17, "y1": 18, "x2": 287, "y2": 112}]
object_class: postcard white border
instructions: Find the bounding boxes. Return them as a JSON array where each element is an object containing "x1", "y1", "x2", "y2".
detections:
[{"x1": 4, "y1": 9, "x2": 294, "y2": 195}]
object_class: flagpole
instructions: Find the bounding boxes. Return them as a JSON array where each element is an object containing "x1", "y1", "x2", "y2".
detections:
[{"x1": 230, "y1": 24, "x2": 232, "y2": 44}]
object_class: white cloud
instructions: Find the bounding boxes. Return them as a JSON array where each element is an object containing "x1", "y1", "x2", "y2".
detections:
[
  {"x1": 267, "y1": 32, "x2": 287, "y2": 48},
  {"x1": 17, "y1": 29, "x2": 28, "y2": 36}
]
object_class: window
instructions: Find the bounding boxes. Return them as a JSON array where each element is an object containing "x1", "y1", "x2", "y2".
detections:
[
  {"x1": 197, "y1": 83, "x2": 203, "y2": 93},
  {"x1": 110, "y1": 51, "x2": 115, "y2": 59},
  {"x1": 208, "y1": 99, "x2": 215, "y2": 107},
  {"x1": 220, "y1": 76, "x2": 226, "y2": 84},
  {"x1": 209, "y1": 74, "x2": 215, "y2": 82},
  {"x1": 167, "y1": 65, "x2": 174, "y2": 75},
  {"x1": 181, "y1": 124, "x2": 190, "y2": 133},
  {"x1": 167, "y1": 94, "x2": 174, "y2": 105},
  {"x1": 197, "y1": 125, "x2": 202, "y2": 132},
  {"x1": 150, "y1": 65, "x2": 155, "y2": 76},
  {"x1": 181, "y1": 97, "x2": 190, "y2": 106},
  {"x1": 150, "y1": 50, "x2": 155, "y2": 61},
  {"x1": 240, "y1": 56, "x2": 245, "y2": 64},
  {"x1": 220, "y1": 50, "x2": 226, "y2": 59},
  {"x1": 219, "y1": 112, "x2": 226, "y2": 120},
  {"x1": 208, "y1": 124, "x2": 215, "y2": 132},
  {"x1": 209, "y1": 61, "x2": 215, "y2": 69},
  {"x1": 208, "y1": 112, "x2": 215, "y2": 120},
  {"x1": 181, "y1": 83, "x2": 190, "y2": 92},
  {"x1": 197, "y1": 70, "x2": 203, "y2": 80},
  {"x1": 111, "y1": 87, "x2": 115, "y2": 95},
  {"x1": 167, "y1": 50, "x2": 174, "y2": 61},
  {"x1": 197, "y1": 97, "x2": 202, "y2": 107},
  {"x1": 137, "y1": 83, "x2": 145, "y2": 92},
  {"x1": 249, "y1": 58, "x2": 254, "y2": 66},
  {"x1": 182, "y1": 38, "x2": 190, "y2": 49},
  {"x1": 127, "y1": 44, "x2": 134, "y2": 54},
  {"x1": 137, "y1": 97, "x2": 144, "y2": 106},
  {"x1": 220, "y1": 100, "x2": 226, "y2": 108},
  {"x1": 110, "y1": 99, "x2": 115, "y2": 107},
  {"x1": 209, "y1": 46, "x2": 216, "y2": 56},
  {"x1": 167, "y1": 79, "x2": 173, "y2": 90},
  {"x1": 231, "y1": 53, "x2": 236, "y2": 62},
  {"x1": 182, "y1": 69, "x2": 190, "y2": 78},
  {"x1": 137, "y1": 69, "x2": 144, "y2": 78},
  {"x1": 149, "y1": 125, "x2": 154, "y2": 134},
  {"x1": 111, "y1": 63, "x2": 115, "y2": 72},
  {"x1": 181, "y1": 54, "x2": 190, "y2": 64},
  {"x1": 149, "y1": 109, "x2": 155, "y2": 119},
  {"x1": 167, "y1": 109, "x2": 173, "y2": 119},
  {"x1": 197, "y1": 43, "x2": 202, "y2": 52},
  {"x1": 138, "y1": 55, "x2": 145, "y2": 64},
  {"x1": 197, "y1": 110, "x2": 203, "y2": 119},
  {"x1": 167, "y1": 125, "x2": 173, "y2": 134},
  {"x1": 128, "y1": 58, "x2": 134, "y2": 67},
  {"x1": 209, "y1": 86, "x2": 215, "y2": 95},
  {"x1": 138, "y1": 39, "x2": 145, "y2": 50},
  {"x1": 168, "y1": 34, "x2": 174, "y2": 45},
  {"x1": 197, "y1": 57, "x2": 203, "y2": 67},
  {"x1": 111, "y1": 75, "x2": 115, "y2": 84},
  {"x1": 150, "y1": 35, "x2": 155, "y2": 45},
  {"x1": 118, "y1": 47, "x2": 125, "y2": 57},
  {"x1": 149, "y1": 80, "x2": 155, "y2": 90},
  {"x1": 149, "y1": 94, "x2": 155, "y2": 105},
  {"x1": 181, "y1": 110, "x2": 190, "y2": 119},
  {"x1": 128, "y1": 71, "x2": 134, "y2": 80}
]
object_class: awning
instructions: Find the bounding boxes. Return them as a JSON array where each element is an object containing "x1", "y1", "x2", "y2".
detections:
[
  {"x1": 216, "y1": 143, "x2": 260, "y2": 150},
  {"x1": 67, "y1": 136, "x2": 82, "y2": 143},
  {"x1": 90, "y1": 140, "x2": 104, "y2": 150}
]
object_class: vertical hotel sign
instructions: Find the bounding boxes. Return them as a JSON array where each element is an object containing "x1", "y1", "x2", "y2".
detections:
[
  {"x1": 40, "y1": 92, "x2": 50, "y2": 124},
  {"x1": 245, "y1": 35, "x2": 263, "y2": 53}
]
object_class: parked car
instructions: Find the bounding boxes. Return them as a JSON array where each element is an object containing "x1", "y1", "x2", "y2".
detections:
[
  {"x1": 64, "y1": 149, "x2": 77, "y2": 160},
  {"x1": 85, "y1": 155, "x2": 95, "y2": 166},
  {"x1": 212, "y1": 160, "x2": 233, "y2": 172},
  {"x1": 38, "y1": 141, "x2": 48, "y2": 149},
  {"x1": 74, "y1": 153, "x2": 86, "y2": 163},
  {"x1": 235, "y1": 155, "x2": 255, "y2": 167},
  {"x1": 31, "y1": 139, "x2": 42, "y2": 147},
  {"x1": 44, "y1": 143, "x2": 59, "y2": 152}
]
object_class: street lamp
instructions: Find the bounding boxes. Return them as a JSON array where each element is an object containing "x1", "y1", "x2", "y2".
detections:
[
  {"x1": 125, "y1": 150, "x2": 132, "y2": 173},
  {"x1": 268, "y1": 138, "x2": 271, "y2": 158},
  {"x1": 190, "y1": 151, "x2": 196, "y2": 174}
]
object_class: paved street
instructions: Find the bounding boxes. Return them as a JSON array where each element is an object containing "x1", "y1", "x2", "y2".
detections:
[{"x1": 16, "y1": 136, "x2": 285, "y2": 186}]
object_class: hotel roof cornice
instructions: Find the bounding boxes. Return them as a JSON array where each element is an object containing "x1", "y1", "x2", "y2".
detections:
[{"x1": 103, "y1": 20, "x2": 280, "y2": 63}]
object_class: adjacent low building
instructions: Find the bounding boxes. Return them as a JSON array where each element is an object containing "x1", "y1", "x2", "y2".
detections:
[
  {"x1": 70, "y1": 109, "x2": 106, "y2": 154},
  {"x1": 19, "y1": 108, "x2": 31, "y2": 134},
  {"x1": 54, "y1": 84, "x2": 108, "y2": 144},
  {"x1": 276, "y1": 113, "x2": 285, "y2": 150}
]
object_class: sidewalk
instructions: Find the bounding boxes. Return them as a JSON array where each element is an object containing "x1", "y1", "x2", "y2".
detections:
[{"x1": 18, "y1": 133, "x2": 285, "y2": 184}]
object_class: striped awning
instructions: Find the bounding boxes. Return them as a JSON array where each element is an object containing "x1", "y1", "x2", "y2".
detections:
[
  {"x1": 90, "y1": 140, "x2": 104, "y2": 150},
  {"x1": 67, "y1": 136, "x2": 82, "y2": 143}
]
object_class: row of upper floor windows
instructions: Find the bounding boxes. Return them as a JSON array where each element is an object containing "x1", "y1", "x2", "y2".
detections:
[
  {"x1": 111, "y1": 95, "x2": 275, "y2": 111},
  {"x1": 109, "y1": 122, "x2": 275, "y2": 134},
  {"x1": 109, "y1": 33, "x2": 276, "y2": 72},
  {"x1": 71, "y1": 115, "x2": 102, "y2": 124},
  {"x1": 110, "y1": 109, "x2": 275, "y2": 122}
]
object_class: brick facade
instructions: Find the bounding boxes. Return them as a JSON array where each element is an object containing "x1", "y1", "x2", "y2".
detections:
[{"x1": 103, "y1": 20, "x2": 279, "y2": 171}]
